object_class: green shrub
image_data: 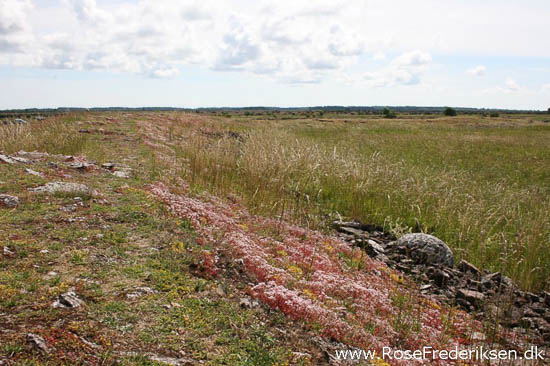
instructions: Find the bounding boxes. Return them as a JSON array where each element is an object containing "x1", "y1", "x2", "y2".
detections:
[
  {"x1": 383, "y1": 107, "x2": 397, "y2": 119},
  {"x1": 443, "y1": 107, "x2": 457, "y2": 116}
]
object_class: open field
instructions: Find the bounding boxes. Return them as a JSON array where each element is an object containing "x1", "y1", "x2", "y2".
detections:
[
  {"x1": 162, "y1": 111, "x2": 550, "y2": 292},
  {"x1": 1, "y1": 112, "x2": 549, "y2": 365},
  {"x1": 2, "y1": 112, "x2": 549, "y2": 291}
]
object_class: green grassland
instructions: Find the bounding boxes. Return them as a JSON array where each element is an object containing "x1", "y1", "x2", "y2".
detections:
[{"x1": 170, "y1": 112, "x2": 550, "y2": 292}]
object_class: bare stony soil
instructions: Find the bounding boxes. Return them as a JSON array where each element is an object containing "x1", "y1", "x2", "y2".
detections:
[{"x1": 0, "y1": 113, "x2": 548, "y2": 365}]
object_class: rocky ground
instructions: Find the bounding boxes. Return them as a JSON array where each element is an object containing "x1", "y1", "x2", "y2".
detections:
[
  {"x1": 334, "y1": 221, "x2": 550, "y2": 346},
  {"x1": 1, "y1": 113, "x2": 548, "y2": 365}
]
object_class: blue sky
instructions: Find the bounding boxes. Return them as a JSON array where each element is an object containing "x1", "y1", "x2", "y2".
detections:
[{"x1": 1, "y1": 0, "x2": 549, "y2": 109}]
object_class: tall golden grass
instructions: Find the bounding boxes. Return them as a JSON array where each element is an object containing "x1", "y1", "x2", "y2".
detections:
[{"x1": 0, "y1": 114, "x2": 89, "y2": 156}]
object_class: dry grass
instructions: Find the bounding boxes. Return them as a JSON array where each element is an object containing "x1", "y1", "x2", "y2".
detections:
[{"x1": 0, "y1": 114, "x2": 90, "y2": 156}]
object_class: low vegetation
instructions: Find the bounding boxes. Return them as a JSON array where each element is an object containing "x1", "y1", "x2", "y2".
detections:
[
  {"x1": 161, "y1": 112, "x2": 549, "y2": 292},
  {"x1": 1, "y1": 111, "x2": 548, "y2": 365}
]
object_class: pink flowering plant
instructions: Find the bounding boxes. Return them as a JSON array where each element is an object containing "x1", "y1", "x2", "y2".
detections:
[{"x1": 147, "y1": 181, "x2": 516, "y2": 365}]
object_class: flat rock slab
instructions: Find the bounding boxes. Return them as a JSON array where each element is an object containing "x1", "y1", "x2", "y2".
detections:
[
  {"x1": 29, "y1": 182, "x2": 91, "y2": 195},
  {"x1": 457, "y1": 289, "x2": 485, "y2": 307},
  {"x1": 0, "y1": 154, "x2": 15, "y2": 164},
  {"x1": 25, "y1": 168, "x2": 43, "y2": 177},
  {"x1": 112, "y1": 170, "x2": 131, "y2": 178}
]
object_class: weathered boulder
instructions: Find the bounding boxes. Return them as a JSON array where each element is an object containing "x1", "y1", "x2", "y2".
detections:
[
  {"x1": 0, "y1": 194, "x2": 20, "y2": 208},
  {"x1": 392, "y1": 233, "x2": 454, "y2": 267},
  {"x1": 29, "y1": 182, "x2": 92, "y2": 195}
]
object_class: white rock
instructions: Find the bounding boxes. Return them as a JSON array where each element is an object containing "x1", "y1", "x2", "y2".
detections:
[
  {"x1": 25, "y1": 168, "x2": 43, "y2": 177},
  {"x1": 52, "y1": 291, "x2": 84, "y2": 308},
  {"x1": 30, "y1": 182, "x2": 91, "y2": 195},
  {"x1": 112, "y1": 170, "x2": 131, "y2": 178},
  {"x1": 0, "y1": 154, "x2": 15, "y2": 164}
]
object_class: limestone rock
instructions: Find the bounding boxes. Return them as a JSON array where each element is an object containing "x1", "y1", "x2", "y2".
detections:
[
  {"x1": 113, "y1": 170, "x2": 131, "y2": 178},
  {"x1": 126, "y1": 286, "x2": 157, "y2": 300},
  {"x1": 0, "y1": 154, "x2": 15, "y2": 164},
  {"x1": 0, "y1": 194, "x2": 20, "y2": 208},
  {"x1": 30, "y1": 182, "x2": 91, "y2": 195},
  {"x1": 392, "y1": 233, "x2": 454, "y2": 267},
  {"x1": 53, "y1": 291, "x2": 84, "y2": 308},
  {"x1": 25, "y1": 168, "x2": 43, "y2": 177}
]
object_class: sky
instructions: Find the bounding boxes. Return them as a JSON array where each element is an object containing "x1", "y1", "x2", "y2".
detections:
[{"x1": 1, "y1": 0, "x2": 549, "y2": 109}]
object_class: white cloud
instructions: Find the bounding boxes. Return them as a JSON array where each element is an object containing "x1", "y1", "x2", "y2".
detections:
[
  {"x1": 358, "y1": 50, "x2": 432, "y2": 87},
  {"x1": 503, "y1": 78, "x2": 521, "y2": 92},
  {"x1": 0, "y1": 0, "x2": 33, "y2": 53},
  {"x1": 1, "y1": 0, "x2": 549, "y2": 95},
  {"x1": 541, "y1": 84, "x2": 550, "y2": 93},
  {"x1": 465, "y1": 65, "x2": 486, "y2": 77},
  {"x1": 372, "y1": 52, "x2": 386, "y2": 61}
]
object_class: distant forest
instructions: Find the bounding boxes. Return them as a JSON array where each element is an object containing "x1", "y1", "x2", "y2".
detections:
[{"x1": 0, "y1": 106, "x2": 547, "y2": 119}]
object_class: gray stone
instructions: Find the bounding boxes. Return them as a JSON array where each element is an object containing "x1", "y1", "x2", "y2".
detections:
[
  {"x1": 55, "y1": 291, "x2": 84, "y2": 308},
  {"x1": 431, "y1": 268, "x2": 450, "y2": 288},
  {"x1": 29, "y1": 182, "x2": 91, "y2": 195},
  {"x1": 457, "y1": 289, "x2": 486, "y2": 308},
  {"x1": 3, "y1": 246, "x2": 15, "y2": 256},
  {"x1": 457, "y1": 260, "x2": 480, "y2": 276},
  {"x1": 0, "y1": 194, "x2": 20, "y2": 208},
  {"x1": 113, "y1": 170, "x2": 131, "y2": 178},
  {"x1": 338, "y1": 226, "x2": 366, "y2": 237},
  {"x1": 27, "y1": 333, "x2": 49, "y2": 354},
  {"x1": 148, "y1": 355, "x2": 193, "y2": 366},
  {"x1": 393, "y1": 233, "x2": 454, "y2": 267},
  {"x1": 17, "y1": 151, "x2": 49, "y2": 159},
  {"x1": 126, "y1": 286, "x2": 157, "y2": 300},
  {"x1": 68, "y1": 162, "x2": 94, "y2": 171},
  {"x1": 365, "y1": 240, "x2": 385, "y2": 257},
  {"x1": 11, "y1": 156, "x2": 29, "y2": 163}
]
